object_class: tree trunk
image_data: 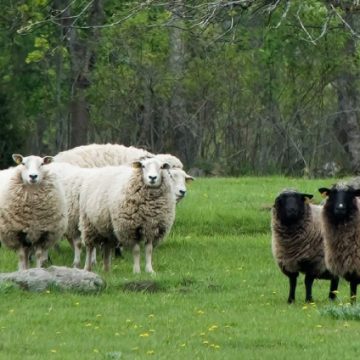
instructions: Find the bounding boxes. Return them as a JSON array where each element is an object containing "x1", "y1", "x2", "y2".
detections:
[
  {"x1": 58, "y1": 0, "x2": 104, "y2": 148},
  {"x1": 333, "y1": 10, "x2": 360, "y2": 173},
  {"x1": 168, "y1": 0, "x2": 197, "y2": 167}
]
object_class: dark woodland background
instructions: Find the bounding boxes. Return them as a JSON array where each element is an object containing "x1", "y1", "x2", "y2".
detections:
[{"x1": 2, "y1": 0, "x2": 360, "y2": 177}]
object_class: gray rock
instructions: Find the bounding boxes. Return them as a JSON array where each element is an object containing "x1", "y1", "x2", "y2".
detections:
[{"x1": 0, "y1": 266, "x2": 105, "y2": 292}]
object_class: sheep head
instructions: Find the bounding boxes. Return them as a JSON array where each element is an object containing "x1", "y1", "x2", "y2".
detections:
[
  {"x1": 169, "y1": 168, "x2": 194, "y2": 202},
  {"x1": 274, "y1": 190, "x2": 313, "y2": 226},
  {"x1": 12, "y1": 154, "x2": 53, "y2": 185},
  {"x1": 132, "y1": 157, "x2": 170, "y2": 188},
  {"x1": 320, "y1": 184, "x2": 360, "y2": 223}
]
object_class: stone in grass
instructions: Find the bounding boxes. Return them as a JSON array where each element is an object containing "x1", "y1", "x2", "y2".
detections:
[{"x1": 0, "y1": 266, "x2": 105, "y2": 293}]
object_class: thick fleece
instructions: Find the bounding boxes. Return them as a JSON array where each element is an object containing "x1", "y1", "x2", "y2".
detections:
[
  {"x1": 79, "y1": 160, "x2": 176, "y2": 273},
  {"x1": 271, "y1": 190, "x2": 338, "y2": 303},
  {"x1": 0, "y1": 164, "x2": 67, "y2": 270}
]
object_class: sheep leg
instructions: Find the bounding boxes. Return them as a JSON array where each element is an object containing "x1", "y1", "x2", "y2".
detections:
[
  {"x1": 329, "y1": 276, "x2": 339, "y2": 300},
  {"x1": 72, "y1": 237, "x2": 82, "y2": 268},
  {"x1": 103, "y1": 244, "x2": 112, "y2": 272},
  {"x1": 17, "y1": 246, "x2": 30, "y2": 270},
  {"x1": 132, "y1": 243, "x2": 141, "y2": 274},
  {"x1": 145, "y1": 242, "x2": 155, "y2": 274},
  {"x1": 304, "y1": 274, "x2": 315, "y2": 303},
  {"x1": 35, "y1": 247, "x2": 46, "y2": 268},
  {"x1": 350, "y1": 281, "x2": 358, "y2": 304},
  {"x1": 84, "y1": 245, "x2": 95, "y2": 272},
  {"x1": 285, "y1": 271, "x2": 298, "y2": 304},
  {"x1": 91, "y1": 248, "x2": 97, "y2": 266}
]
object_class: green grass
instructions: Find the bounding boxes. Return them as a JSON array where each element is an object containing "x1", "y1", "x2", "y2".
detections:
[{"x1": 0, "y1": 176, "x2": 358, "y2": 359}]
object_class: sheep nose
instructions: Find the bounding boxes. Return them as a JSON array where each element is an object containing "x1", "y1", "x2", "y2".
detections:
[
  {"x1": 179, "y1": 190, "x2": 186, "y2": 196},
  {"x1": 149, "y1": 175, "x2": 157, "y2": 182},
  {"x1": 29, "y1": 174, "x2": 38, "y2": 180}
]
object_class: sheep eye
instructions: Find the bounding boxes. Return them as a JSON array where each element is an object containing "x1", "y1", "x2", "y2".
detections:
[{"x1": 21, "y1": 162, "x2": 25, "y2": 166}]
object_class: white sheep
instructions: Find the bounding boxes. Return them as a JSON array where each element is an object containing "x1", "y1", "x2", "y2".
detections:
[
  {"x1": 47, "y1": 161, "x2": 192, "y2": 268},
  {"x1": 0, "y1": 155, "x2": 67, "y2": 270},
  {"x1": 79, "y1": 157, "x2": 176, "y2": 273},
  {"x1": 54, "y1": 143, "x2": 184, "y2": 169}
]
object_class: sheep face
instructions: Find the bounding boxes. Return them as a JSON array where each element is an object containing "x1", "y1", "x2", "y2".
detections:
[
  {"x1": 132, "y1": 158, "x2": 170, "y2": 187},
  {"x1": 319, "y1": 185, "x2": 360, "y2": 223},
  {"x1": 169, "y1": 168, "x2": 194, "y2": 202},
  {"x1": 274, "y1": 191, "x2": 313, "y2": 226},
  {"x1": 12, "y1": 154, "x2": 53, "y2": 185}
]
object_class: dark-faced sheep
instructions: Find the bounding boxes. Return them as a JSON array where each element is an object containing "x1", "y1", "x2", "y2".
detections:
[
  {"x1": 271, "y1": 189, "x2": 339, "y2": 303},
  {"x1": 319, "y1": 184, "x2": 360, "y2": 302}
]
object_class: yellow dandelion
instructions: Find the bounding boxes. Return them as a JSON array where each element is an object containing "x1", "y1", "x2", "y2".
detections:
[
  {"x1": 9, "y1": 309, "x2": 14, "y2": 313},
  {"x1": 200, "y1": 332, "x2": 206, "y2": 336},
  {"x1": 94, "y1": 326, "x2": 99, "y2": 330},
  {"x1": 96, "y1": 314, "x2": 102, "y2": 318},
  {"x1": 302, "y1": 306, "x2": 308, "y2": 310},
  {"x1": 315, "y1": 325, "x2": 322, "y2": 328},
  {"x1": 126, "y1": 319, "x2": 132, "y2": 323},
  {"x1": 214, "y1": 345, "x2": 220, "y2": 349},
  {"x1": 147, "y1": 350, "x2": 155, "y2": 355},
  {"x1": 56, "y1": 331, "x2": 61, "y2": 334},
  {"x1": 149, "y1": 329, "x2": 155, "y2": 333},
  {"x1": 85, "y1": 323, "x2": 92, "y2": 327},
  {"x1": 208, "y1": 325, "x2": 218, "y2": 331},
  {"x1": 332, "y1": 290, "x2": 339, "y2": 294},
  {"x1": 140, "y1": 332, "x2": 150, "y2": 337},
  {"x1": 272, "y1": 291, "x2": 276, "y2": 294},
  {"x1": 93, "y1": 349, "x2": 99, "y2": 353},
  {"x1": 344, "y1": 322, "x2": 350, "y2": 328},
  {"x1": 115, "y1": 332, "x2": 120, "y2": 336},
  {"x1": 133, "y1": 324, "x2": 138, "y2": 329},
  {"x1": 180, "y1": 343, "x2": 186, "y2": 347},
  {"x1": 225, "y1": 325, "x2": 231, "y2": 328},
  {"x1": 148, "y1": 314, "x2": 155, "y2": 318},
  {"x1": 196, "y1": 310, "x2": 205, "y2": 315},
  {"x1": 203, "y1": 340, "x2": 209, "y2": 345},
  {"x1": 50, "y1": 349, "x2": 57, "y2": 353},
  {"x1": 75, "y1": 302, "x2": 80, "y2": 306},
  {"x1": 46, "y1": 290, "x2": 51, "y2": 294}
]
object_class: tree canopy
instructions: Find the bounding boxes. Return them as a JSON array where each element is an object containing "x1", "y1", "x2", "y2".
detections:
[{"x1": 1, "y1": 0, "x2": 360, "y2": 176}]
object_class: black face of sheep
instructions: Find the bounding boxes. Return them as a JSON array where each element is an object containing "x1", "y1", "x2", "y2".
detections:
[
  {"x1": 319, "y1": 186, "x2": 360, "y2": 223},
  {"x1": 274, "y1": 192, "x2": 313, "y2": 226}
]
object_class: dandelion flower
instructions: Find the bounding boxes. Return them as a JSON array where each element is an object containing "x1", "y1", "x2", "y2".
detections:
[
  {"x1": 147, "y1": 350, "x2": 155, "y2": 355},
  {"x1": 140, "y1": 332, "x2": 150, "y2": 337},
  {"x1": 50, "y1": 349, "x2": 57, "y2": 353}
]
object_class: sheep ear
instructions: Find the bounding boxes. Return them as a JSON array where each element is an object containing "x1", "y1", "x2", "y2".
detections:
[
  {"x1": 12, "y1": 154, "x2": 23, "y2": 165},
  {"x1": 42, "y1": 156, "x2": 53, "y2": 165},
  {"x1": 132, "y1": 161, "x2": 142, "y2": 169},
  {"x1": 185, "y1": 173, "x2": 195, "y2": 182},
  {"x1": 161, "y1": 163, "x2": 170, "y2": 170},
  {"x1": 301, "y1": 193, "x2": 313, "y2": 200},
  {"x1": 319, "y1": 188, "x2": 330, "y2": 197},
  {"x1": 354, "y1": 189, "x2": 360, "y2": 197}
]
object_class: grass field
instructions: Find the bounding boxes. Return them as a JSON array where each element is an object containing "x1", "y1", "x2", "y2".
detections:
[{"x1": 0, "y1": 176, "x2": 359, "y2": 360}]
